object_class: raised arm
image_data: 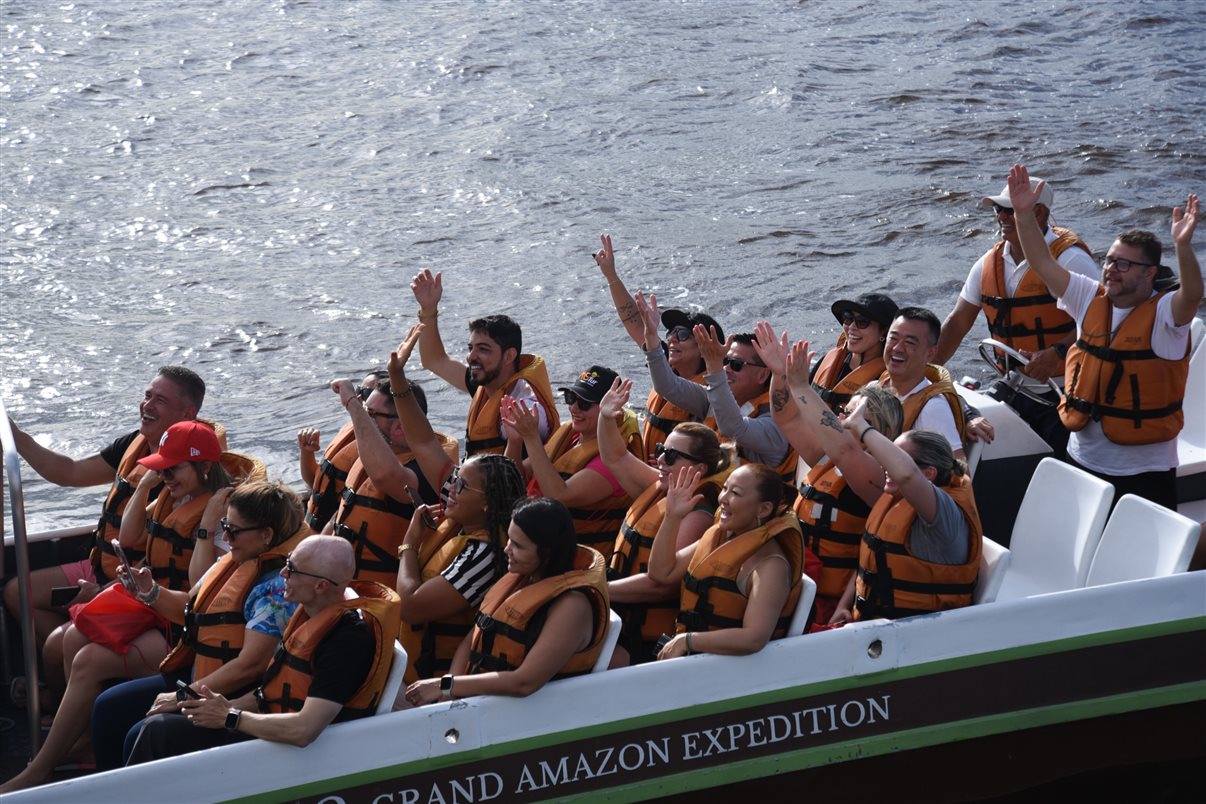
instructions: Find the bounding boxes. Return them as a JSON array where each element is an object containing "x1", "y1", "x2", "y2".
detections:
[
  {"x1": 188, "y1": 487, "x2": 231, "y2": 587},
  {"x1": 410, "y1": 269, "x2": 470, "y2": 393},
  {"x1": 845, "y1": 408, "x2": 937, "y2": 522},
  {"x1": 296, "y1": 428, "x2": 321, "y2": 489},
  {"x1": 388, "y1": 325, "x2": 455, "y2": 492},
  {"x1": 594, "y1": 234, "x2": 645, "y2": 347},
  {"x1": 6, "y1": 419, "x2": 117, "y2": 487},
  {"x1": 1170, "y1": 194, "x2": 1203, "y2": 325},
  {"x1": 501, "y1": 397, "x2": 613, "y2": 508},
  {"x1": 1009, "y1": 164, "x2": 1070, "y2": 298},
  {"x1": 597, "y1": 378, "x2": 658, "y2": 499},
  {"x1": 117, "y1": 470, "x2": 159, "y2": 549},
  {"x1": 646, "y1": 468, "x2": 703, "y2": 586},
  {"x1": 395, "y1": 505, "x2": 476, "y2": 624},
  {"x1": 638, "y1": 293, "x2": 710, "y2": 417},
  {"x1": 332, "y1": 380, "x2": 420, "y2": 504}
]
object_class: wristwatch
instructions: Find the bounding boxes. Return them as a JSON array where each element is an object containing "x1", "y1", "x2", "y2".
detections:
[
  {"x1": 440, "y1": 675, "x2": 455, "y2": 701},
  {"x1": 195, "y1": 528, "x2": 209, "y2": 541},
  {"x1": 225, "y1": 709, "x2": 242, "y2": 732},
  {"x1": 1053, "y1": 342, "x2": 1069, "y2": 359}
]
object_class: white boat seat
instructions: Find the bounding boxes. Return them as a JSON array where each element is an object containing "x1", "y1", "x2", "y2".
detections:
[
  {"x1": 995, "y1": 458, "x2": 1113, "y2": 601},
  {"x1": 785, "y1": 573, "x2": 819, "y2": 636},
  {"x1": 1176, "y1": 317, "x2": 1205, "y2": 481},
  {"x1": 1084, "y1": 494, "x2": 1200, "y2": 587},
  {"x1": 591, "y1": 609, "x2": 623, "y2": 673},
  {"x1": 973, "y1": 536, "x2": 1010, "y2": 605},
  {"x1": 377, "y1": 640, "x2": 408, "y2": 715}
]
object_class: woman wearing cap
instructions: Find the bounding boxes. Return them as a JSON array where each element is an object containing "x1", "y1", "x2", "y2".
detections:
[
  {"x1": 501, "y1": 364, "x2": 641, "y2": 562},
  {"x1": 811, "y1": 292, "x2": 898, "y2": 415},
  {"x1": 596, "y1": 377, "x2": 736, "y2": 665},
  {"x1": 591, "y1": 233, "x2": 721, "y2": 458},
  {"x1": 1, "y1": 421, "x2": 237, "y2": 792},
  {"x1": 87, "y1": 480, "x2": 308, "y2": 773}
]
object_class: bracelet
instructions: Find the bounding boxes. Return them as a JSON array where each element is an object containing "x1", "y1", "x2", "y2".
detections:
[
  {"x1": 391, "y1": 387, "x2": 413, "y2": 400},
  {"x1": 397, "y1": 543, "x2": 416, "y2": 558},
  {"x1": 685, "y1": 632, "x2": 694, "y2": 655},
  {"x1": 344, "y1": 395, "x2": 357, "y2": 410},
  {"x1": 418, "y1": 310, "x2": 439, "y2": 321},
  {"x1": 860, "y1": 426, "x2": 877, "y2": 445},
  {"x1": 138, "y1": 583, "x2": 160, "y2": 606}
]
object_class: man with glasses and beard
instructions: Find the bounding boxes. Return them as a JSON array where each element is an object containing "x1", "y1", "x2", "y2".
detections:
[
  {"x1": 935, "y1": 174, "x2": 1098, "y2": 458},
  {"x1": 410, "y1": 269, "x2": 559, "y2": 457}
]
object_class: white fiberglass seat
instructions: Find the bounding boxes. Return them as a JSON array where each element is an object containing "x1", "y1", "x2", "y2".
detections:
[
  {"x1": 1084, "y1": 494, "x2": 1200, "y2": 587},
  {"x1": 378, "y1": 640, "x2": 408, "y2": 715},
  {"x1": 785, "y1": 573, "x2": 819, "y2": 637},
  {"x1": 1176, "y1": 318, "x2": 1206, "y2": 484},
  {"x1": 995, "y1": 458, "x2": 1114, "y2": 601},
  {"x1": 591, "y1": 609, "x2": 623, "y2": 673},
  {"x1": 973, "y1": 536, "x2": 1010, "y2": 605}
]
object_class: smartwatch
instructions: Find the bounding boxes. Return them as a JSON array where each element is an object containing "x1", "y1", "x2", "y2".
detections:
[
  {"x1": 225, "y1": 709, "x2": 242, "y2": 732},
  {"x1": 195, "y1": 528, "x2": 210, "y2": 541},
  {"x1": 440, "y1": 675, "x2": 455, "y2": 701}
]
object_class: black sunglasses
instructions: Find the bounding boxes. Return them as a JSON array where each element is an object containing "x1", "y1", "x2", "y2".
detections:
[
  {"x1": 654, "y1": 442, "x2": 706, "y2": 466},
  {"x1": 840, "y1": 311, "x2": 873, "y2": 330},
  {"x1": 562, "y1": 390, "x2": 597, "y2": 410},
  {"x1": 283, "y1": 556, "x2": 338, "y2": 585},
  {"x1": 666, "y1": 325, "x2": 694, "y2": 343},
  {"x1": 723, "y1": 356, "x2": 764, "y2": 373},
  {"x1": 219, "y1": 518, "x2": 263, "y2": 539}
]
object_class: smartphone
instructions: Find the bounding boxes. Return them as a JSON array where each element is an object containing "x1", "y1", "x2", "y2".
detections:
[
  {"x1": 111, "y1": 539, "x2": 138, "y2": 592},
  {"x1": 175, "y1": 680, "x2": 201, "y2": 701},
  {"x1": 50, "y1": 585, "x2": 82, "y2": 608}
]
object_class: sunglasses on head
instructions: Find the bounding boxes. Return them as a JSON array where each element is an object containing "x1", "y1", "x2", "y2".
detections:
[
  {"x1": 654, "y1": 442, "x2": 706, "y2": 466},
  {"x1": 667, "y1": 325, "x2": 694, "y2": 343},
  {"x1": 722, "y1": 356, "x2": 764, "y2": 373},
  {"x1": 562, "y1": 390, "x2": 597, "y2": 410},
  {"x1": 840, "y1": 311, "x2": 873, "y2": 330}
]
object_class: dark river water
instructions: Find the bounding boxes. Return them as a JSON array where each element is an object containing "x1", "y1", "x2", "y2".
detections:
[{"x1": 3, "y1": 0, "x2": 1205, "y2": 531}]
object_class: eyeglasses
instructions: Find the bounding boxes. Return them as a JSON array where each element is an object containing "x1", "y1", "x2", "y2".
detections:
[
  {"x1": 219, "y1": 518, "x2": 263, "y2": 539},
  {"x1": 992, "y1": 203, "x2": 1015, "y2": 217},
  {"x1": 366, "y1": 409, "x2": 399, "y2": 421},
  {"x1": 354, "y1": 385, "x2": 373, "y2": 401},
  {"x1": 723, "y1": 356, "x2": 764, "y2": 373},
  {"x1": 1102, "y1": 255, "x2": 1154, "y2": 273},
  {"x1": 654, "y1": 442, "x2": 706, "y2": 466},
  {"x1": 283, "y1": 556, "x2": 338, "y2": 585},
  {"x1": 562, "y1": 391, "x2": 597, "y2": 410},
  {"x1": 667, "y1": 326, "x2": 694, "y2": 343},
  {"x1": 840, "y1": 312, "x2": 873, "y2": 330},
  {"x1": 161, "y1": 465, "x2": 180, "y2": 480},
  {"x1": 448, "y1": 470, "x2": 483, "y2": 496}
]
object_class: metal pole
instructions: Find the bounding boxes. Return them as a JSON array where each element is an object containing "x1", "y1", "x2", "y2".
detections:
[{"x1": 0, "y1": 395, "x2": 42, "y2": 755}]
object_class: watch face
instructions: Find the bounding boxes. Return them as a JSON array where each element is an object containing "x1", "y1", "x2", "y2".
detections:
[
  {"x1": 225, "y1": 710, "x2": 241, "y2": 731},
  {"x1": 440, "y1": 675, "x2": 453, "y2": 692},
  {"x1": 196, "y1": 528, "x2": 209, "y2": 540}
]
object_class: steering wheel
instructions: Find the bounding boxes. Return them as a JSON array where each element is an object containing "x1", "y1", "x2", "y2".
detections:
[{"x1": 977, "y1": 338, "x2": 1063, "y2": 407}]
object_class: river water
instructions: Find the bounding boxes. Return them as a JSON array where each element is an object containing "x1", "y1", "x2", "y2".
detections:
[{"x1": 3, "y1": 0, "x2": 1204, "y2": 532}]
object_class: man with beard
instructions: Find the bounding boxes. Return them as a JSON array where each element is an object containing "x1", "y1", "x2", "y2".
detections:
[{"x1": 411, "y1": 269, "x2": 559, "y2": 457}]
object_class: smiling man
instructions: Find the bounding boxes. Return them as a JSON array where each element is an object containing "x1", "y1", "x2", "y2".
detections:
[
  {"x1": 411, "y1": 269, "x2": 559, "y2": 457},
  {"x1": 1006, "y1": 164, "x2": 1201, "y2": 511}
]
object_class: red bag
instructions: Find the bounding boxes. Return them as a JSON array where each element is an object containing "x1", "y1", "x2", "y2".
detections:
[{"x1": 69, "y1": 583, "x2": 170, "y2": 654}]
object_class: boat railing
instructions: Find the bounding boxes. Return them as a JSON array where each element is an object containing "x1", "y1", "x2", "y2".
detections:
[{"x1": 0, "y1": 394, "x2": 43, "y2": 753}]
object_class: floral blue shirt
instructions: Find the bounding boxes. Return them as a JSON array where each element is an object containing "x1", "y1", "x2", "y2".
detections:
[{"x1": 245, "y1": 570, "x2": 297, "y2": 638}]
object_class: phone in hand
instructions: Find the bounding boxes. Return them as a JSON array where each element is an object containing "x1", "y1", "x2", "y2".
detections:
[
  {"x1": 111, "y1": 539, "x2": 138, "y2": 592},
  {"x1": 50, "y1": 585, "x2": 82, "y2": 608},
  {"x1": 175, "y1": 680, "x2": 202, "y2": 701}
]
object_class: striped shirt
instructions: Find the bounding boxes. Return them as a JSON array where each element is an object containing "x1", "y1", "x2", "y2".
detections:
[{"x1": 443, "y1": 540, "x2": 503, "y2": 608}]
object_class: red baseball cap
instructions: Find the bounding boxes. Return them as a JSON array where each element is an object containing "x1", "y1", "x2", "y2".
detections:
[{"x1": 139, "y1": 421, "x2": 222, "y2": 471}]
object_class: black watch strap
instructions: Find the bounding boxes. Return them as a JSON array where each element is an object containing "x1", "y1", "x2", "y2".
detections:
[
  {"x1": 225, "y1": 709, "x2": 242, "y2": 732},
  {"x1": 196, "y1": 528, "x2": 210, "y2": 540}
]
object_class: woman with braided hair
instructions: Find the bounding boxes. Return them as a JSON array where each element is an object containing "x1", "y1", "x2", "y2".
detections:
[{"x1": 386, "y1": 329, "x2": 529, "y2": 683}]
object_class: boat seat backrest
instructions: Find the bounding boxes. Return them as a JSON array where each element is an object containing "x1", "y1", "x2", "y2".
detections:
[
  {"x1": 973, "y1": 536, "x2": 1010, "y2": 605},
  {"x1": 995, "y1": 458, "x2": 1113, "y2": 601},
  {"x1": 1084, "y1": 494, "x2": 1199, "y2": 587},
  {"x1": 591, "y1": 609, "x2": 623, "y2": 673},
  {"x1": 377, "y1": 640, "x2": 408, "y2": 715},
  {"x1": 785, "y1": 573, "x2": 819, "y2": 637}
]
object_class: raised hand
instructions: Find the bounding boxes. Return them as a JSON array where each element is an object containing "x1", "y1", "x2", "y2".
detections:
[
  {"x1": 500, "y1": 396, "x2": 539, "y2": 441},
  {"x1": 297, "y1": 428, "x2": 321, "y2": 454},
  {"x1": 842, "y1": 395, "x2": 871, "y2": 439},
  {"x1": 664, "y1": 466, "x2": 704, "y2": 520},
  {"x1": 1172, "y1": 193, "x2": 1200, "y2": 247},
  {"x1": 1006, "y1": 164, "x2": 1042, "y2": 214},
  {"x1": 693, "y1": 323, "x2": 730, "y2": 375},
  {"x1": 753, "y1": 321, "x2": 790, "y2": 376},
  {"x1": 411, "y1": 269, "x2": 444, "y2": 312},
  {"x1": 785, "y1": 340, "x2": 814, "y2": 389},
  {"x1": 598, "y1": 377, "x2": 631, "y2": 420},
  {"x1": 331, "y1": 379, "x2": 358, "y2": 409},
  {"x1": 634, "y1": 291, "x2": 661, "y2": 349},
  {"x1": 390, "y1": 323, "x2": 424, "y2": 376},
  {"x1": 593, "y1": 233, "x2": 616, "y2": 277}
]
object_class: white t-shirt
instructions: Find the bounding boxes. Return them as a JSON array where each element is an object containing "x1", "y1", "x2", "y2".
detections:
[
  {"x1": 505, "y1": 378, "x2": 551, "y2": 440},
  {"x1": 1059, "y1": 272, "x2": 1190, "y2": 474},
  {"x1": 901, "y1": 378, "x2": 964, "y2": 453}
]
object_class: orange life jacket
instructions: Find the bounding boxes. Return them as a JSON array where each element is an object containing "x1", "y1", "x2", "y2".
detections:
[
  {"x1": 979, "y1": 228, "x2": 1092, "y2": 354},
  {"x1": 468, "y1": 546, "x2": 609, "y2": 680},
  {"x1": 1060, "y1": 291, "x2": 1189, "y2": 445},
  {"x1": 854, "y1": 475, "x2": 982, "y2": 620},
  {"x1": 256, "y1": 580, "x2": 401, "y2": 718},
  {"x1": 811, "y1": 338, "x2": 886, "y2": 414},
  {"x1": 160, "y1": 526, "x2": 311, "y2": 680},
  {"x1": 677, "y1": 512, "x2": 804, "y2": 640},
  {"x1": 144, "y1": 451, "x2": 266, "y2": 591},
  {"x1": 883, "y1": 365, "x2": 967, "y2": 445},
  {"x1": 397, "y1": 521, "x2": 496, "y2": 683},
  {"x1": 608, "y1": 468, "x2": 729, "y2": 661},
  {"x1": 641, "y1": 372, "x2": 706, "y2": 460},
  {"x1": 734, "y1": 391, "x2": 799, "y2": 486},
  {"x1": 305, "y1": 423, "x2": 360, "y2": 533},
  {"x1": 530, "y1": 419, "x2": 640, "y2": 562},
  {"x1": 464, "y1": 354, "x2": 560, "y2": 457},
  {"x1": 795, "y1": 457, "x2": 871, "y2": 600},
  {"x1": 332, "y1": 447, "x2": 442, "y2": 587}
]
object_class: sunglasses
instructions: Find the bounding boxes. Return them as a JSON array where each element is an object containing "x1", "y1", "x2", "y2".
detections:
[
  {"x1": 654, "y1": 442, "x2": 706, "y2": 466},
  {"x1": 448, "y1": 470, "x2": 483, "y2": 496},
  {"x1": 562, "y1": 390, "x2": 597, "y2": 410},
  {"x1": 840, "y1": 312, "x2": 873, "y2": 330},
  {"x1": 161, "y1": 465, "x2": 181, "y2": 480},
  {"x1": 283, "y1": 556, "x2": 338, "y2": 585},
  {"x1": 666, "y1": 325, "x2": 694, "y2": 343},
  {"x1": 219, "y1": 518, "x2": 263, "y2": 539},
  {"x1": 992, "y1": 203, "x2": 1015, "y2": 217},
  {"x1": 722, "y1": 356, "x2": 764, "y2": 373},
  {"x1": 354, "y1": 385, "x2": 373, "y2": 401},
  {"x1": 1102, "y1": 255, "x2": 1154, "y2": 274},
  {"x1": 366, "y1": 409, "x2": 399, "y2": 421}
]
